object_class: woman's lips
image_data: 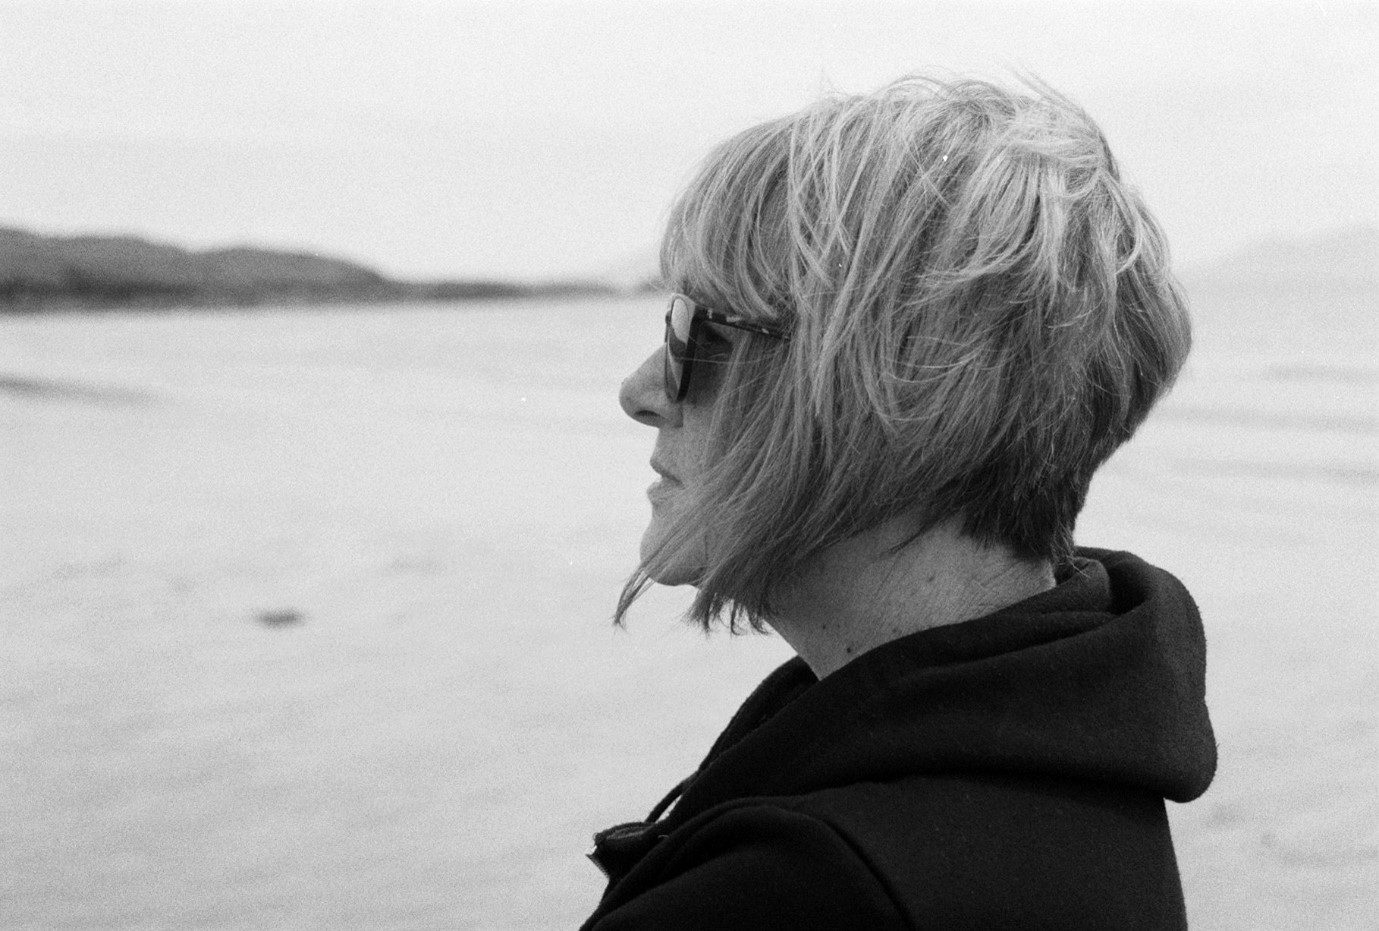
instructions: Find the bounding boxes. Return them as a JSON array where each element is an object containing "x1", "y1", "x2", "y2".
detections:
[
  {"x1": 650, "y1": 459, "x2": 679, "y2": 484},
  {"x1": 648, "y1": 460, "x2": 681, "y2": 502}
]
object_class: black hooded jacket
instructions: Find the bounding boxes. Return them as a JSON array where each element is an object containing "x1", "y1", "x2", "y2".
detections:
[{"x1": 581, "y1": 549, "x2": 1216, "y2": 929}]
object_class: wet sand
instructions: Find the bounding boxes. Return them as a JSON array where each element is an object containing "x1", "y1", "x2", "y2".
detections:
[{"x1": 2, "y1": 293, "x2": 1375, "y2": 928}]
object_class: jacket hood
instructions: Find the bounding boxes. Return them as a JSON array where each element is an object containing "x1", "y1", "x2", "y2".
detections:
[{"x1": 667, "y1": 547, "x2": 1217, "y2": 827}]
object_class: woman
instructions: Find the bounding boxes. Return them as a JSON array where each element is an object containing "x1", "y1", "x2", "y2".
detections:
[{"x1": 585, "y1": 76, "x2": 1215, "y2": 930}]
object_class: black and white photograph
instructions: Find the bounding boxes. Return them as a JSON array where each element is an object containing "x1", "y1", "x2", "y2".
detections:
[{"x1": 2, "y1": 2, "x2": 1375, "y2": 928}]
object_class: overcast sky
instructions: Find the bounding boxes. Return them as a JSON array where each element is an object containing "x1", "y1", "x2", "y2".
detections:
[{"x1": 1, "y1": 0, "x2": 1375, "y2": 279}]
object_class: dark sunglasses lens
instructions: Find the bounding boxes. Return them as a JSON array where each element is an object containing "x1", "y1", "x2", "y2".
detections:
[{"x1": 664, "y1": 296, "x2": 694, "y2": 399}]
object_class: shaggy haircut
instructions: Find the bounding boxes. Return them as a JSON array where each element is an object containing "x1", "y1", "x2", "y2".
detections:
[{"x1": 618, "y1": 75, "x2": 1191, "y2": 632}]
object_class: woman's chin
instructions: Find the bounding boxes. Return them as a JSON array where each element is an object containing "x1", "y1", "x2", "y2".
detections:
[
  {"x1": 644, "y1": 563, "x2": 703, "y2": 588},
  {"x1": 639, "y1": 524, "x2": 705, "y2": 588}
]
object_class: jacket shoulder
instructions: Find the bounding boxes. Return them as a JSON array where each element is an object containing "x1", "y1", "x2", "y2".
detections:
[
  {"x1": 584, "y1": 802, "x2": 906, "y2": 931},
  {"x1": 791, "y1": 774, "x2": 1189, "y2": 930}
]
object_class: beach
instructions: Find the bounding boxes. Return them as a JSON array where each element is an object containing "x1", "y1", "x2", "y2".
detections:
[{"x1": 2, "y1": 292, "x2": 1375, "y2": 928}]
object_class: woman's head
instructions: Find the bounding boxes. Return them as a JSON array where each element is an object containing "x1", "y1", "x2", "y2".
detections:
[{"x1": 617, "y1": 74, "x2": 1190, "y2": 631}]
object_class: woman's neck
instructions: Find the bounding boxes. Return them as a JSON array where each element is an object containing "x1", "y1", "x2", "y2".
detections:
[{"x1": 769, "y1": 518, "x2": 1055, "y2": 678}]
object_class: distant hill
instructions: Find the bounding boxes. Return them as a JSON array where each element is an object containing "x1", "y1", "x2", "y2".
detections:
[
  {"x1": 0, "y1": 227, "x2": 616, "y2": 312},
  {"x1": 1180, "y1": 227, "x2": 1377, "y2": 340},
  {"x1": 1183, "y1": 226, "x2": 1379, "y2": 293}
]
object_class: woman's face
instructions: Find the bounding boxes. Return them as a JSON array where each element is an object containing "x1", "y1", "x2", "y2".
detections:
[{"x1": 618, "y1": 327, "x2": 734, "y2": 586}]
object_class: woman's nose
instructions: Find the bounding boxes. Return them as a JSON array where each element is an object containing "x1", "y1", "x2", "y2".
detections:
[{"x1": 619, "y1": 349, "x2": 681, "y2": 428}]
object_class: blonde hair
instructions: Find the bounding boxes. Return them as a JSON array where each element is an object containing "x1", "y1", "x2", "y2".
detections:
[{"x1": 618, "y1": 75, "x2": 1191, "y2": 631}]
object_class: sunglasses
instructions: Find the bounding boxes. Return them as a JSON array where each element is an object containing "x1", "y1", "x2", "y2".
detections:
[{"x1": 663, "y1": 293, "x2": 790, "y2": 401}]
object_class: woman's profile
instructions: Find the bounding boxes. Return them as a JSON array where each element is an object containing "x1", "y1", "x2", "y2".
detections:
[{"x1": 585, "y1": 75, "x2": 1216, "y2": 929}]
